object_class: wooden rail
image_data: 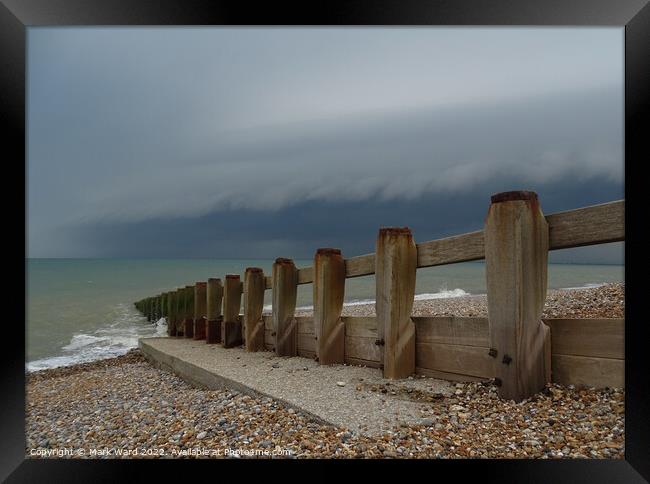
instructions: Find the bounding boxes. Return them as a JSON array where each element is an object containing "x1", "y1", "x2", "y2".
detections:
[
  {"x1": 135, "y1": 196, "x2": 625, "y2": 398},
  {"x1": 261, "y1": 316, "x2": 624, "y2": 388},
  {"x1": 262, "y1": 199, "x2": 623, "y2": 289}
]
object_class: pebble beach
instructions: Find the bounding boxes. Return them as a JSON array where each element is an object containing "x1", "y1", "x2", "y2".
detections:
[
  {"x1": 297, "y1": 282, "x2": 625, "y2": 319},
  {"x1": 26, "y1": 283, "x2": 625, "y2": 459}
]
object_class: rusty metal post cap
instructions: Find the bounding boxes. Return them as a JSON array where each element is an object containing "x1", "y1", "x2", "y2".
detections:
[
  {"x1": 316, "y1": 248, "x2": 341, "y2": 256},
  {"x1": 490, "y1": 190, "x2": 538, "y2": 204},
  {"x1": 378, "y1": 227, "x2": 412, "y2": 236}
]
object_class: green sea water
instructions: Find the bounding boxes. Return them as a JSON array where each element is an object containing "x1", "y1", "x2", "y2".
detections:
[{"x1": 26, "y1": 258, "x2": 623, "y2": 370}]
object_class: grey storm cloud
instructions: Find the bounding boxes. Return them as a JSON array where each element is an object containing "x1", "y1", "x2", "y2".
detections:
[
  {"x1": 27, "y1": 27, "x2": 623, "y2": 258},
  {"x1": 73, "y1": 86, "x2": 622, "y2": 222}
]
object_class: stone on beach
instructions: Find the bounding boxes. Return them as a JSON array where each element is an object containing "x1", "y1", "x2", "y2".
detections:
[
  {"x1": 26, "y1": 351, "x2": 624, "y2": 459},
  {"x1": 293, "y1": 282, "x2": 624, "y2": 320},
  {"x1": 25, "y1": 283, "x2": 624, "y2": 459}
]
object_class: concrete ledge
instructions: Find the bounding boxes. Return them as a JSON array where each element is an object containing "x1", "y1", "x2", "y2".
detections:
[
  {"x1": 139, "y1": 337, "x2": 454, "y2": 435},
  {"x1": 139, "y1": 337, "x2": 334, "y2": 427}
]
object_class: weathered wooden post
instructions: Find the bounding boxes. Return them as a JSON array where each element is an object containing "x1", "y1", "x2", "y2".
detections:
[
  {"x1": 376, "y1": 227, "x2": 417, "y2": 379},
  {"x1": 272, "y1": 258, "x2": 298, "y2": 357},
  {"x1": 222, "y1": 275, "x2": 243, "y2": 348},
  {"x1": 193, "y1": 282, "x2": 207, "y2": 340},
  {"x1": 175, "y1": 287, "x2": 185, "y2": 336},
  {"x1": 313, "y1": 248, "x2": 346, "y2": 364},
  {"x1": 159, "y1": 294, "x2": 164, "y2": 319},
  {"x1": 167, "y1": 290, "x2": 177, "y2": 336},
  {"x1": 178, "y1": 290, "x2": 186, "y2": 336},
  {"x1": 162, "y1": 293, "x2": 166, "y2": 328},
  {"x1": 206, "y1": 278, "x2": 223, "y2": 344},
  {"x1": 243, "y1": 267, "x2": 265, "y2": 352},
  {"x1": 154, "y1": 296, "x2": 160, "y2": 321},
  {"x1": 485, "y1": 191, "x2": 551, "y2": 402},
  {"x1": 184, "y1": 285, "x2": 195, "y2": 338}
]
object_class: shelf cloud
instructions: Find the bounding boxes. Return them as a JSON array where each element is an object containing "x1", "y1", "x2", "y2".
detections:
[{"x1": 27, "y1": 27, "x2": 623, "y2": 260}]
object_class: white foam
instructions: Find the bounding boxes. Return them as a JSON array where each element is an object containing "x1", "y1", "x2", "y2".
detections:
[
  {"x1": 154, "y1": 318, "x2": 168, "y2": 336},
  {"x1": 414, "y1": 288, "x2": 470, "y2": 300},
  {"x1": 62, "y1": 334, "x2": 110, "y2": 351},
  {"x1": 26, "y1": 344, "x2": 134, "y2": 372},
  {"x1": 27, "y1": 354, "x2": 89, "y2": 372},
  {"x1": 343, "y1": 299, "x2": 377, "y2": 307},
  {"x1": 560, "y1": 282, "x2": 608, "y2": 291},
  {"x1": 266, "y1": 288, "x2": 470, "y2": 312},
  {"x1": 27, "y1": 305, "x2": 167, "y2": 372}
]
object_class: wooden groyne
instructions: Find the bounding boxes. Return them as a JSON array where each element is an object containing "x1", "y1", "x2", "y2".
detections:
[{"x1": 135, "y1": 192, "x2": 624, "y2": 402}]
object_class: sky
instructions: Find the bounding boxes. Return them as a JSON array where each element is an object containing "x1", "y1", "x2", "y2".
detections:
[{"x1": 27, "y1": 27, "x2": 624, "y2": 262}]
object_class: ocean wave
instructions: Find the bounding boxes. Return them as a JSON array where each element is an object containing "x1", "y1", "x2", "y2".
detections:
[
  {"x1": 27, "y1": 312, "x2": 167, "y2": 372},
  {"x1": 414, "y1": 288, "x2": 470, "y2": 300},
  {"x1": 62, "y1": 334, "x2": 111, "y2": 351},
  {"x1": 264, "y1": 288, "x2": 470, "y2": 312},
  {"x1": 560, "y1": 282, "x2": 608, "y2": 291},
  {"x1": 154, "y1": 318, "x2": 168, "y2": 336},
  {"x1": 340, "y1": 288, "x2": 470, "y2": 306},
  {"x1": 27, "y1": 344, "x2": 134, "y2": 372}
]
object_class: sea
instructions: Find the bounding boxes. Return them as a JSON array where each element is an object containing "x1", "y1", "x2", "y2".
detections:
[{"x1": 26, "y1": 259, "x2": 624, "y2": 372}]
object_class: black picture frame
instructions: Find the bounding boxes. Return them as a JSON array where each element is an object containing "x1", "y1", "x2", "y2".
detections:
[{"x1": 3, "y1": 0, "x2": 648, "y2": 481}]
